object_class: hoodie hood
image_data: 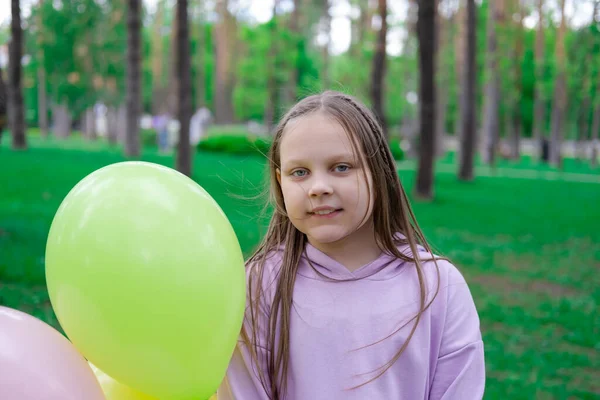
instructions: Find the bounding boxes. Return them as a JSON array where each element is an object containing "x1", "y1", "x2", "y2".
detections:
[{"x1": 297, "y1": 236, "x2": 431, "y2": 281}]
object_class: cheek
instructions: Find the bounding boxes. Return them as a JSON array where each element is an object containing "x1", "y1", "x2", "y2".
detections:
[
  {"x1": 281, "y1": 181, "x2": 303, "y2": 211},
  {"x1": 348, "y1": 175, "x2": 372, "y2": 203},
  {"x1": 355, "y1": 174, "x2": 375, "y2": 213}
]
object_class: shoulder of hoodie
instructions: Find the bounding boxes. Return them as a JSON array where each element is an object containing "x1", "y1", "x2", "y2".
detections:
[
  {"x1": 396, "y1": 241, "x2": 469, "y2": 294},
  {"x1": 245, "y1": 246, "x2": 285, "y2": 293}
]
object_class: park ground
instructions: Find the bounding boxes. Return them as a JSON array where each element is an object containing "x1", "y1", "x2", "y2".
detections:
[{"x1": 1, "y1": 133, "x2": 599, "y2": 399}]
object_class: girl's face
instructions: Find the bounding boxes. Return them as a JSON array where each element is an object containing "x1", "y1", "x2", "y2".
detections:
[{"x1": 276, "y1": 112, "x2": 375, "y2": 249}]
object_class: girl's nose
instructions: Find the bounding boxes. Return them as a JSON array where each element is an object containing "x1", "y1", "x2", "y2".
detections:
[{"x1": 308, "y1": 176, "x2": 333, "y2": 197}]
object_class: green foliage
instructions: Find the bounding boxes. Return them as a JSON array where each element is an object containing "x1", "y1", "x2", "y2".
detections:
[
  {"x1": 190, "y1": 23, "x2": 215, "y2": 110},
  {"x1": 10, "y1": 0, "x2": 600, "y2": 145},
  {"x1": 197, "y1": 134, "x2": 271, "y2": 156},
  {"x1": 233, "y1": 17, "x2": 320, "y2": 122},
  {"x1": 233, "y1": 23, "x2": 273, "y2": 121},
  {"x1": 140, "y1": 128, "x2": 157, "y2": 148},
  {"x1": 194, "y1": 132, "x2": 404, "y2": 160},
  {"x1": 389, "y1": 138, "x2": 405, "y2": 161}
]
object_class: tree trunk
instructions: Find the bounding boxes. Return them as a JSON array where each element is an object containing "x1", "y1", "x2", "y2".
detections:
[
  {"x1": 590, "y1": 0, "x2": 600, "y2": 166},
  {"x1": 370, "y1": 0, "x2": 387, "y2": 138},
  {"x1": 550, "y1": 0, "x2": 567, "y2": 168},
  {"x1": 481, "y1": 0, "x2": 503, "y2": 166},
  {"x1": 84, "y1": 108, "x2": 97, "y2": 140},
  {"x1": 508, "y1": 0, "x2": 524, "y2": 159},
  {"x1": 360, "y1": 0, "x2": 376, "y2": 100},
  {"x1": 52, "y1": 103, "x2": 71, "y2": 138},
  {"x1": 321, "y1": 0, "x2": 331, "y2": 90},
  {"x1": 415, "y1": 0, "x2": 437, "y2": 199},
  {"x1": 590, "y1": 78, "x2": 600, "y2": 167},
  {"x1": 458, "y1": 0, "x2": 477, "y2": 181},
  {"x1": 359, "y1": 0, "x2": 373, "y2": 45},
  {"x1": 195, "y1": 3, "x2": 205, "y2": 108},
  {"x1": 576, "y1": 93, "x2": 591, "y2": 161},
  {"x1": 264, "y1": 1, "x2": 279, "y2": 131},
  {"x1": 125, "y1": 0, "x2": 142, "y2": 157},
  {"x1": 176, "y1": 0, "x2": 193, "y2": 177},
  {"x1": 402, "y1": 0, "x2": 418, "y2": 148},
  {"x1": 36, "y1": 0, "x2": 48, "y2": 138},
  {"x1": 435, "y1": 78, "x2": 448, "y2": 157},
  {"x1": 533, "y1": 0, "x2": 546, "y2": 160},
  {"x1": 453, "y1": 0, "x2": 466, "y2": 136},
  {"x1": 283, "y1": 0, "x2": 301, "y2": 106},
  {"x1": 167, "y1": 13, "x2": 180, "y2": 116},
  {"x1": 117, "y1": 104, "x2": 127, "y2": 144},
  {"x1": 0, "y1": 65, "x2": 7, "y2": 142},
  {"x1": 435, "y1": 5, "x2": 449, "y2": 157},
  {"x1": 577, "y1": 6, "x2": 597, "y2": 161},
  {"x1": 9, "y1": 0, "x2": 26, "y2": 150},
  {"x1": 214, "y1": 0, "x2": 235, "y2": 123},
  {"x1": 151, "y1": 0, "x2": 166, "y2": 114},
  {"x1": 107, "y1": 106, "x2": 119, "y2": 145},
  {"x1": 37, "y1": 65, "x2": 48, "y2": 137}
]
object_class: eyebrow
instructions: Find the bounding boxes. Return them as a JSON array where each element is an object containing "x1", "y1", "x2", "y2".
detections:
[{"x1": 283, "y1": 153, "x2": 357, "y2": 166}]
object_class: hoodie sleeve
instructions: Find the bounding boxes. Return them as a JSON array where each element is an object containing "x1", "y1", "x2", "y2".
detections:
[
  {"x1": 217, "y1": 341, "x2": 271, "y2": 400},
  {"x1": 428, "y1": 263, "x2": 486, "y2": 400},
  {"x1": 217, "y1": 258, "x2": 280, "y2": 400}
]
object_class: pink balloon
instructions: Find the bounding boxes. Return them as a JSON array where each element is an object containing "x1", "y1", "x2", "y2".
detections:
[{"x1": 0, "y1": 306, "x2": 106, "y2": 400}]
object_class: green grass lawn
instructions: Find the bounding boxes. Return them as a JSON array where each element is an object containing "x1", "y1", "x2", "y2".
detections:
[{"x1": 1, "y1": 135, "x2": 599, "y2": 399}]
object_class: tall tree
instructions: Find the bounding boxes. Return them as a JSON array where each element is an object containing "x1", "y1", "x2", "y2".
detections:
[
  {"x1": 507, "y1": 0, "x2": 524, "y2": 159},
  {"x1": 458, "y1": 0, "x2": 477, "y2": 181},
  {"x1": 0, "y1": 65, "x2": 6, "y2": 144},
  {"x1": 371, "y1": 0, "x2": 388, "y2": 137},
  {"x1": 591, "y1": 77, "x2": 600, "y2": 167},
  {"x1": 453, "y1": 0, "x2": 466, "y2": 136},
  {"x1": 346, "y1": 0, "x2": 373, "y2": 100},
  {"x1": 264, "y1": 1, "x2": 280, "y2": 131},
  {"x1": 591, "y1": 1, "x2": 600, "y2": 166},
  {"x1": 214, "y1": 0, "x2": 235, "y2": 123},
  {"x1": 125, "y1": 0, "x2": 142, "y2": 157},
  {"x1": 167, "y1": 9, "x2": 180, "y2": 116},
  {"x1": 532, "y1": 0, "x2": 546, "y2": 160},
  {"x1": 415, "y1": 0, "x2": 437, "y2": 199},
  {"x1": 36, "y1": 0, "x2": 48, "y2": 138},
  {"x1": 320, "y1": 0, "x2": 332, "y2": 89},
  {"x1": 576, "y1": 55, "x2": 592, "y2": 161},
  {"x1": 435, "y1": 1, "x2": 452, "y2": 157},
  {"x1": 195, "y1": 0, "x2": 206, "y2": 108},
  {"x1": 576, "y1": 3, "x2": 600, "y2": 161},
  {"x1": 176, "y1": 0, "x2": 192, "y2": 176},
  {"x1": 9, "y1": 0, "x2": 26, "y2": 150},
  {"x1": 549, "y1": 0, "x2": 567, "y2": 167},
  {"x1": 151, "y1": 0, "x2": 167, "y2": 114},
  {"x1": 481, "y1": 0, "x2": 504, "y2": 165},
  {"x1": 283, "y1": 0, "x2": 301, "y2": 106}
]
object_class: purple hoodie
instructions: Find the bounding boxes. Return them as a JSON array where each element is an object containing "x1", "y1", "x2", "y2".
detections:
[{"x1": 218, "y1": 241, "x2": 485, "y2": 399}]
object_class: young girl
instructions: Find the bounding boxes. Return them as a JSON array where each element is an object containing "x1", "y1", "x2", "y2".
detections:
[{"x1": 218, "y1": 91, "x2": 485, "y2": 399}]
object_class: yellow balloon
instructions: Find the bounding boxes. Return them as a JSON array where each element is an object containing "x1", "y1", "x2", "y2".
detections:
[
  {"x1": 90, "y1": 364, "x2": 156, "y2": 400},
  {"x1": 46, "y1": 162, "x2": 246, "y2": 399}
]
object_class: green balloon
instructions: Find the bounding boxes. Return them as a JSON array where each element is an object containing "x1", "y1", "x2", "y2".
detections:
[{"x1": 46, "y1": 162, "x2": 246, "y2": 400}]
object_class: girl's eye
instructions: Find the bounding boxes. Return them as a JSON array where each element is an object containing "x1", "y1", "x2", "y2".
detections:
[
  {"x1": 335, "y1": 164, "x2": 351, "y2": 173},
  {"x1": 291, "y1": 169, "x2": 308, "y2": 177}
]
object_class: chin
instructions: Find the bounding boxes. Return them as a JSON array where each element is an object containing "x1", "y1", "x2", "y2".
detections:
[{"x1": 305, "y1": 227, "x2": 350, "y2": 245}]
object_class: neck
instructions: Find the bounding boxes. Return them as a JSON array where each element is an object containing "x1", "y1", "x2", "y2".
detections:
[{"x1": 307, "y1": 221, "x2": 381, "y2": 272}]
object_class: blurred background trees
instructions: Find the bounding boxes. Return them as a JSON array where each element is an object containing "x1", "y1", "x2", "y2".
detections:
[{"x1": 1, "y1": 0, "x2": 599, "y2": 182}]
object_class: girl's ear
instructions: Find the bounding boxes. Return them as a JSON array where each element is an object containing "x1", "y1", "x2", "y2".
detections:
[{"x1": 276, "y1": 168, "x2": 282, "y2": 185}]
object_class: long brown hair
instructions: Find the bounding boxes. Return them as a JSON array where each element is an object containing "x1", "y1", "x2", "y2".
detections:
[{"x1": 242, "y1": 91, "x2": 441, "y2": 399}]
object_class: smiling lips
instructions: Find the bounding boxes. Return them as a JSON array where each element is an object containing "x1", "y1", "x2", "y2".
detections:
[{"x1": 309, "y1": 206, "x2": 343, "y2": 217}]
